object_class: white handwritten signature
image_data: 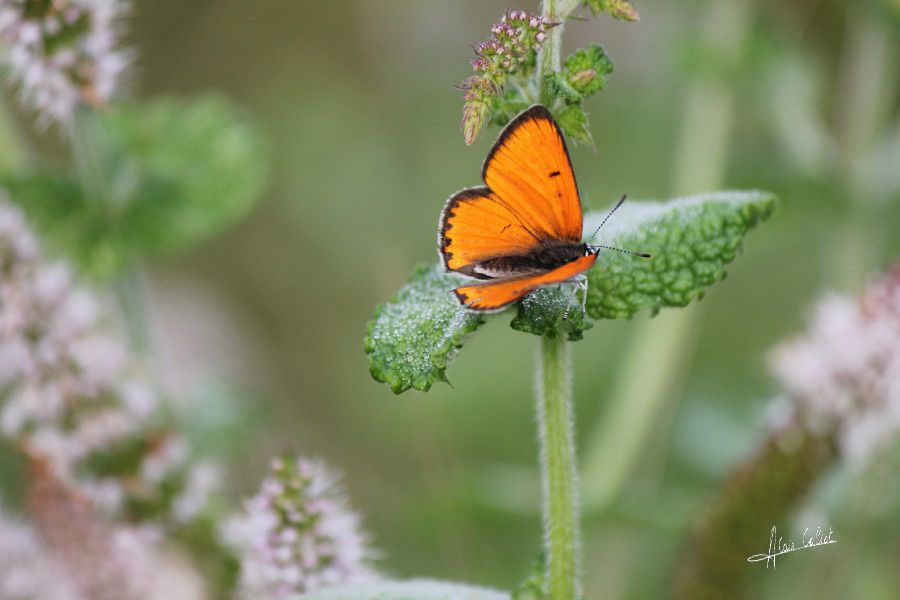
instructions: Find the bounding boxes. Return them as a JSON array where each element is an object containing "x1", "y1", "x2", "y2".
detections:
[{"x1": 747, "y1": 525, "x2": 837, "y2": 569}]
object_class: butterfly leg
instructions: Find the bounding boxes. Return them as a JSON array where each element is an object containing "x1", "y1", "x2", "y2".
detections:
[
  {"x1": 575, "y1": 274, "x2": 588, "y2": 317},
  {"x1": 561, "y1": 275, "x2": 589, "y2": 321}
]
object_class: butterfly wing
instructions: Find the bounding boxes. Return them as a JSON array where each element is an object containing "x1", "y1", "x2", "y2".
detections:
[
  {"x1": 439, "y1": 105, "x2": 583, "y2": 276},
  {"x1": 439, "y1": 186, "x2": 546, "y2": 276},
  {"x1": 481, "y1": 105, "x2": 582, "y2": 242},
  {"x1": 453, "y1": 253, "x2": 597, "y2": 311}
]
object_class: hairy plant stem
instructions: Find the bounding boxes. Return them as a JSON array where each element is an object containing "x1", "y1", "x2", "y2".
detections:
[
  {"x1": 537, "y1": 0, "x2": 581, "y2": 105},
  {"x1": 537, "y1": 334, "x2": 580, "y2": 600},
  {"x1": 537, "y1": 0, "x2": 561, "y2": 105},
  {"x1": 534, "y1": 3, "x2": 587, "y2": 598}
]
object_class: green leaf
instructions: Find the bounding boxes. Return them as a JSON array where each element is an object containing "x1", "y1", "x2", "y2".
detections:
[
  {"x1": 512, "y1": 552, "x2": 547, "y2": 600},
  {"x1": 546, "y1": 45, "x2": 614, "y2": 105},
  {"x1": 365, "y1": 192, "x2": 775, "y2": 393},
  {"x1": 2, "y1": 96, "x2": 267, "y2": 278},
  {"x1": 490, "y1": 88, "x2": 531, "y2": 129},
  {"x1": 510, "y1": 286, "x2": 593, "y2": 342},
  {"x1": 584, "y1": 191, "x2": 776, "y2": 319},
  {"x1": 365, "y1": 265, "x2": 485, "y2": 394},
  {"x1": 566, "y1": 44, "x2": 613, "y2": 76},
  {"x1": 554, "y1": 105, "x2": 593, "y2": 146},
  {"x1": 293, "y1": 580, "x2": 511, "y2": 600},
  {"x1": 584, "y1": 0, "x2": 640, "y2": 22}
]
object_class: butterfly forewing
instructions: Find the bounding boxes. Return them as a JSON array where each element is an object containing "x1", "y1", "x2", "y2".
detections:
[{"x1": 481, "y1": 105, "x2": 582, "y2": 242}]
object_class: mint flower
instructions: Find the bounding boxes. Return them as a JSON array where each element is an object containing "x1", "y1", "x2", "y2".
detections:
[
  {"x1": 26, "y1": 466, "x2": 206, "y2": 600},
  {"x1": 0, "y1": 0, "x2": 130, "y2": 128},
  {"x1": 769, "y1": 267, "x2": 900, "y2": 467},
  {"x1": 460, "y1": 9, "x2": 551, "y2": 144},
  {"x1": 0, "y1": 193, "x2": 218, "y2": 522},
  {"x1": 0, "y1": 505, "x2": 79, "y2": 600},
  {"x1": 223, "y1": 456, "x2": 378, "y2": 598}
]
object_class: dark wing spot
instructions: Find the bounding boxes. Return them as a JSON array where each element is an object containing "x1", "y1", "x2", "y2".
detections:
[{"x1": 548, "y1": 171, "x2": 561, "y2": 178}]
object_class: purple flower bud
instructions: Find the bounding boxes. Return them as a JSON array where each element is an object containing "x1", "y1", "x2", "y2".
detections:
[{"x1": 571, "y1": 68, "x2": 597, "y2": 88}]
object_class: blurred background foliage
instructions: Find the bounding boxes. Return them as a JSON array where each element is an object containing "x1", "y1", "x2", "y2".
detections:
[{"x1": 2, "y1": 0, "x2": 899, "y2": 598}]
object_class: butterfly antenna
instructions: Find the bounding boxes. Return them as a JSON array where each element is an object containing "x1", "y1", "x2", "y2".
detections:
[
  {"x1": 587, "y1": 194, "x2": 653, "y2": 259},
  {"x1": 595, "y1": 245, "x2": 652, "y2": 258},
  {"x1": 586, "y1": 194, "x2": 627, "y2": 245}
]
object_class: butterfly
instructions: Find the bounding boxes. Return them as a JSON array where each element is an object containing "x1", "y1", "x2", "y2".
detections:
[{"x1": 438, "y1": 104, "x2": 649, "y2": 311}]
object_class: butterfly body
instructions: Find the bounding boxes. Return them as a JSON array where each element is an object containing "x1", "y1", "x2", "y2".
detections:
[
  {"x1": 438, "y1": 105, "x2": 600, "y2": 311},
  {"x1": 464, "y1": 240, "x2": 591, "y2": 280}
]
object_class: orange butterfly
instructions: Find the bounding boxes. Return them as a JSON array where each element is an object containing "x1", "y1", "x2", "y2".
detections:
[{"x1": 439, "y1": 105, "x2": 648, "y2": 311}]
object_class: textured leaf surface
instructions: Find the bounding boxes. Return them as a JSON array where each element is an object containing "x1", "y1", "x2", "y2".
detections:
[
  {"x1": 366, "y1": 265, "x2": 485, "y2": 394},
  {"x1": 3, "y1": 96, "x2": 267, "y2": 278},
  {"x1": 584, "y1": 190, "x2": 776, "y2": 318},
  {"x1": 366, "y1": 191, "x2": 776, "y2": 393},
  {"x1": 510, "y1": 285, "x2": 594, "y2": 342},
  {"x1": 293, "y1": 580, "x2": 510, "y2": 600}
]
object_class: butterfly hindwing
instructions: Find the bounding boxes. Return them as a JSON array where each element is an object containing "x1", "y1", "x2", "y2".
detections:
[
  {"x1": 453, "y1": 254, "x2": 598, "y2": 311},
  {"x1": 439, "y1": 187, "x2": 544, "y2": 276}
]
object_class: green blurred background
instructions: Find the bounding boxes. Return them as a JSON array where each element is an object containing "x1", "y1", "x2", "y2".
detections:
[{"x1": 63, "y1": 0, "x2": 900, "y2": 597}]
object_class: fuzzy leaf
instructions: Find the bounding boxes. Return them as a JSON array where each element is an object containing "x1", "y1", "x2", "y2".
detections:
[
  {"x1": 585, "y1": 0, "x2": 640, "y2": 21},
  {"x1": 585, "y1": 191, "x2": 776, "y2": 318},
  {"x1": 555, "y1": 105, "x2": 593, "y2": 146},
  {"x1": 2, "y1": 96, "x2": 267, "y2": 278},
  {"x1": 366, "y1": 265, "x2": 485, "y2": 394},
  {"x1": 510, "y1": 286, "x2": 593, "y2": 342},
  {"x1": 546, "y1": 45, "x2": 614, "y2": 105},
  {"x1": 490, "y1": 88, "x2": 531, "y2": 128},
  {"x1": 293, "y1": 580, "x2": 511, "y2": 600}
]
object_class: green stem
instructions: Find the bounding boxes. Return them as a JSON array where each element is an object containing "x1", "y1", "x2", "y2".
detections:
[
  {"x1": 538, "y1": 0, "x2": 583, "y2": 105},
  {"x1": 538, "y1": 0, "x2": 562, "y2": 105},
  {"x1": 533, "y1": 5, "x2": 589, "y2": 596},
  {"x1": 537, "y1": 335, "x2": 580, "y2": 600}
]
